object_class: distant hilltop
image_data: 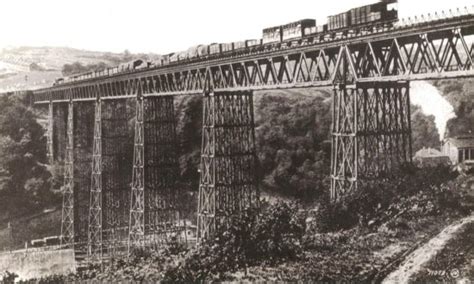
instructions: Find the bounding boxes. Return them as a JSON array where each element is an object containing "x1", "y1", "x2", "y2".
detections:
[{"x1": 0, "y1": 46, "x2": 159, "y2": 92}]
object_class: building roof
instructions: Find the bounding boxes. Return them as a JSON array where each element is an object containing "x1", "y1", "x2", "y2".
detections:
[
  {"x1": 444, "y1": 136, "x2": 474, "y2": 149},
  {"x1": 414, "y1": 147, "x2": 445, "y2": 158}
]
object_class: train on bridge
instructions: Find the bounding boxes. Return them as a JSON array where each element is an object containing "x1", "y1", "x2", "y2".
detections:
[
  {"x1": 53, "y1": 0, "x2": 402, "y2": 86},
  {"x1": 51, "y1": 0, "x2": 473, "y2": 87}
]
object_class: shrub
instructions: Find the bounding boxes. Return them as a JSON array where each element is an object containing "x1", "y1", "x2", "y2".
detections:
[
  {"x1": 162, "y1": 202, "x2": 306, "y2": 282},
  {"x1": 1, "y1": 271, "x2": 18, "y2": 284},
  {"x1": 314, "y1": 165, "x2": 461, "y2": 233}
]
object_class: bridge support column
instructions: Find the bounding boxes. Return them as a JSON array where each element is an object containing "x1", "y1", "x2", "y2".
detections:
[
  {"x1": 88, "y1": 97, "x2": 132, "y2": 261},
  {"x1": 87, "y1": 97, "x2": 103, "y2": 262},
  {"x1": 47, "y1": 102, "x2": 54, "y2": 164},
  {"x1": 129, "y1": 94, "x2": 145, "y2": 251},
  {"x1": 197, "y1": 91, "x2": 259, "y2": 242},
  {"x1": 61, "y1": 100, "x2": 75, "y2": 247},
  {"x1": 330, "y1": 81, "x2": 412, "y2": 201},
  {"x1": 129, "y1": 94, "x2": 181, "y2": 253}
]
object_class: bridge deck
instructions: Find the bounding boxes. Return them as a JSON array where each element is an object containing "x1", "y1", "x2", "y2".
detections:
[{"x1": 33, "y1": 14, "x2": 474, "y2": 104}]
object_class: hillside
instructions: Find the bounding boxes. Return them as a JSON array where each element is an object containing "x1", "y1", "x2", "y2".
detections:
[{"x1": 0, "y1": 46, "x2": 159, "y2": 92}]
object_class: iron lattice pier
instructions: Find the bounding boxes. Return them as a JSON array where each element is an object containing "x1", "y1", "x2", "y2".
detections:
[
  {"x1": 197, "y1": 91, "x2": 259, "y2": 241},
  {"x1": 87, "y1": 96, "x2": 134, "y2": 261},
  {"x1": 60, "y1": 101, "x2": 75, "y2": 248},
  {"x1": 128, "y1": 93, "x2": 145, "y2": 251},
  {"x1": 87, "y1": 93, "x2": 103, "y2": 262},
  {"x1": 331, "y1": 82, "x2": 412, "y2": 201},
  {"x1": 47, "y1": 103, "x2": 54, "y2": 164},
  {"x1": 129, "y1": 91, "x2": 182, "y2": 253}
]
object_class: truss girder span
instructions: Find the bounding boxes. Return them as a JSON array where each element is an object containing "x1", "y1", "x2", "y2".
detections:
[
  {"x1": 32, "y1": 20, "x2": 474, "y2": 104},
  {"x1": 197, "y1": 91, "x2": 259, "y2": 241},
  {"x1": 129, "y1": 95, "x2": 181, "y2": 252},
  {"x1": 331, "y1": 81, "x2": 412, "y2": 201}
]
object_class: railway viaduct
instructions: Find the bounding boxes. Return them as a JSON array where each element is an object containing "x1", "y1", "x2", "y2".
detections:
[{"x1": 32, "y1": 11, "x2": 474, "y2": 262}]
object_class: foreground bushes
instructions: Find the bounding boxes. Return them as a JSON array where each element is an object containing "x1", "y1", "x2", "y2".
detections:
[
  {"x1": 163, "y1": 202, "x2": 306, "y2": 282},
  {"x1": 22, "y1": 202, "x2": 305, "y2": 283},
  {"x1": 22, "y1": 166, "x2": 473, "y2": 282},
  {"x1": 314, "y1": 165, "x2": 466, "y2": 233}
]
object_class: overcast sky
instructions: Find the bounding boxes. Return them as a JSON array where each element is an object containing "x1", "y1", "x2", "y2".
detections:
[{"x1": 1, "y1": 0, "x2": 473, "y2": 54}]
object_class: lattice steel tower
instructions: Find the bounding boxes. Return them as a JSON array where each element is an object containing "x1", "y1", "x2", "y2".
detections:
[
  {"x1": 330, "y1": 47, "x2": 412, "y2": 200},
  {"x1": 47, "y1": 102, "x2": 54, "y2": 164},
  {"x1": 60, "y1": 100, "x2": 75, "y2": 247},
  {"x1": 197, "y1": 90, "x2": 259, "y2": 241},
  {"x1": 129, "y1": 91, "x2": 145, "y2": 251},
  {"x1": 88, "y1": 94, "x2": 103, "y2": 262},
  {"x1": 128, "y1": 86, "x2": 182, "y2": 253}
]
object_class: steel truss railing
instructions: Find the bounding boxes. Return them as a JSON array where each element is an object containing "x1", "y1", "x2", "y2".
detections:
[{"x1": 33, "y1": 16, "x2": 474, "y2": 104}]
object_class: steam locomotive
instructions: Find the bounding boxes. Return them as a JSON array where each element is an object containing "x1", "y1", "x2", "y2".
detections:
[{"x1": 55, "y1": 0, "x2": 400, "y2": 85}]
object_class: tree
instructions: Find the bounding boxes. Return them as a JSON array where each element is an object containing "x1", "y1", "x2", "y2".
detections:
[
  {"x1": 0, "y1": 93, "x2": 58, "y2": 220},
  {"x1": 62, "y1": 61, "x2": 109, "y2": 76},
  {"x1": 411, "y1": 106, "x2": 440, "y2": 152},
  {"x1": 254, "y1": 90, "x2": 332, "y2": 201}
]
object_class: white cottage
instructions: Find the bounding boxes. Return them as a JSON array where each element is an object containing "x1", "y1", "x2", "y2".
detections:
[
  {"x1": 413, "y1": 147, "x2": 450, "y2": 167},
  {"x1": 442, "y1": 136, "x2": 474, "y2": 164}
]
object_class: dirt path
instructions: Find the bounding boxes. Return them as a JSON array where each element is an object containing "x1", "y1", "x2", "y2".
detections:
[{"x1": 382, "y1": 214, "x2": 474, "y2": 284}]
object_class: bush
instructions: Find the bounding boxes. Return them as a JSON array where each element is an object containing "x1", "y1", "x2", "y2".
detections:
[
  {"x1": 163, "y1": 202, "x2": 306, "y2": 282},
  {"x1": 1, "y1": 271, "x2": 18, "y2": 284},
  {"x1": 314, "y1": 165, "x2": 462, "y2": 233}
]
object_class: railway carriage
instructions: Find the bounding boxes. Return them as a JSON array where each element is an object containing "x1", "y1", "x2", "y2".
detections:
[
  {"x1": 282, "y1": 19, "x2": 317, "y2": 41},
  {"x1": 209, "y1": 43, "x2": 221, "y2": 55},
  {"x1": 263, "y1": 26, "x2": 282, "y2": 44},
  {"x1": 328, "y1": 0, "x2": 398, "y2": 31},
  {"x1": 233, "y1": 41, "x2": 246, "y2": 50}
]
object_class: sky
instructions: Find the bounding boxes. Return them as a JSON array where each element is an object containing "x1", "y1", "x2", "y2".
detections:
[{"x1": 0, "y1": 0, "x2": 473, "y2": 54}]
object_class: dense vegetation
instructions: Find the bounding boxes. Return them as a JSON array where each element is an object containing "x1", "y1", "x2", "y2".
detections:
[
  {"x1": 0, "y1": 93, "x2": 59, "y2": 224},
  {"x1": 175, "y1": 89, "x2": 442, "y2": 203},
  {"x1": 61, "y1": 62, "x2": 110, "y2": 77},
  {"x1": 254, "y1": 90, "x2": 332, "y2": 200},
  {"x1": 411, "y1": 105, "x2": 440, "y2": 151}
]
